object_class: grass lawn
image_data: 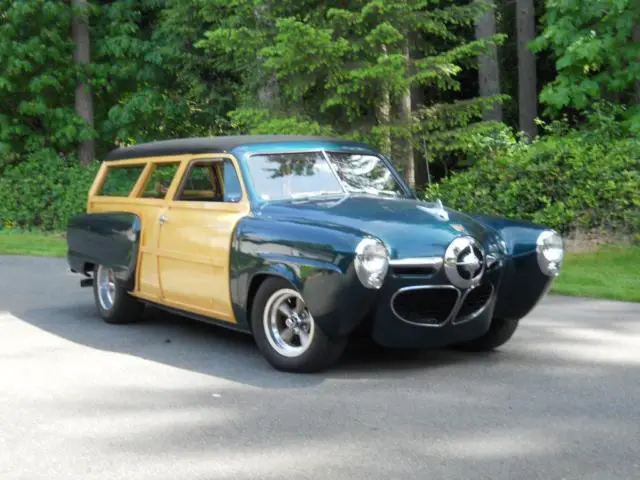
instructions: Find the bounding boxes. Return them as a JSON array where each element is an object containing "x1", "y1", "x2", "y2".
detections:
[
  {"x1": 0, "y1": 230, "x2": 66, "y2": 257},
  {"x1": 551, "y1": 244, "x2": 640, "y2": 303}
]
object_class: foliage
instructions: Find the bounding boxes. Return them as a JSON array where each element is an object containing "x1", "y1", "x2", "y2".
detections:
[
  {"x1": 1, "y1": 0, "x2": 638, "y2": 241},
  {"x1": 415, "y1": 97, "x2": 513, "y2": 175},
  {"x1": 93, "y1": 0, "x2": 239, "y2": 148},
  {"x1": 531, "y1": 0, "x2": 640, "y2": 132},
  {"x1": 0, "y1": 0, "x2": 240, "y2": 167},
  {"x1": 0, "y1": 0, "x2": 90, "y2": 169},
  {"x1": 197, "y1": 0, "x2": 507, "y2": 166},
  {"x1": 426, "y1": 122, "x2": 640, "y2": 234},
  {"x1": 0, "y1": 150, "x2": 98, "y2": 231}
]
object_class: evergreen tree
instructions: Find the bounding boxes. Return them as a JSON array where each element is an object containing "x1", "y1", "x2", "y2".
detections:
[
  {"x1": 0, "y1": 0, "x2": 87, "y2": 167},
  {"x1": 198, "y1": 0, "x2": 507, "y2": 188}
]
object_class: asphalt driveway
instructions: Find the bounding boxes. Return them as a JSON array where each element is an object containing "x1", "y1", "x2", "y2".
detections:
[{"x1": 1, "y1": 255, "x2": 639, "y2": 480}]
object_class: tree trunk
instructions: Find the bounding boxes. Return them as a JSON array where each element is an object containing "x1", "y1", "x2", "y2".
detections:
[
  {"x1": 411, "y1": 83, "x2": 427, "y2": 188},
  {"x1": 409, "y1": 31, "x2": 427, "y2": 189},
  {"x1": 633, "y1": 24, "x2": 640, "y2": 105},
  {"x1": 377, "y1": 88, "x2": 391, "y2": 155},
  {"x1": 72, "y1": 0, "x2": 94, "y2": 164},
  {"x1": 377, "y1": 45, "x2": 392, "y2": 156},
  {"x1": 395, "y1": 40, "x2": 415, "y2": 189},
  {"x1": 516, "y1": 0, "x2": 537, "y2": 138},
  {"x1": 258, "y1": 77, "x2": 280, "y2": 110},
  {"x1": 476, "y1": 0, "x2": 503, "y2": 121},
  {"x1": 254, "y1": 4, "x2": 280, "y2": 112}
]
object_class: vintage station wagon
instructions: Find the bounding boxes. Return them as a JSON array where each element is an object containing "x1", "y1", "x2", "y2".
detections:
[{"x1": 66, "y1": 135, "x2": 564, "y2": 372}]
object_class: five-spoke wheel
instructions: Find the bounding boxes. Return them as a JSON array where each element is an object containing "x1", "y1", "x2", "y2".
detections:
[
  {"x1": 264, "y1": 288, "x2": 315, "y2": 358},
  {"x1": 93, "y1": 264, "x2": 143, "y2": 324},
  {"x1": 251, "y1": 277, "x2": 347, "y2": 372},
  {"x1": 96, "y1": 264, "x2": 117, "y2": 311}
]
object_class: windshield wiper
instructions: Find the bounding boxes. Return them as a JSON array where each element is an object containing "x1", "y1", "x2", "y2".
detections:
[
  {"x1": 290, "y1": 190, "x2": 344, "y2": 199},
  {"x1": 348, "y1": 187, "x2": 399, "y2": 198}
]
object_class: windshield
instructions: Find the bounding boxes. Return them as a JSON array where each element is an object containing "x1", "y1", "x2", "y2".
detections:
[{"x1": 246, "y1": 151, "x2": 407, "y2": 201}]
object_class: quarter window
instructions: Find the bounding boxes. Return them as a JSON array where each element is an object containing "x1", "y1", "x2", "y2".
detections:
[
  {"x1": 98, "y1": 165, "x2": 144, "y2": 197},
  {"x1": 140, "y1": 162, "x2": 180, "y2": 199},
  {"x1": 176, "y1": 159, "x2": 242, "y2": 202}
]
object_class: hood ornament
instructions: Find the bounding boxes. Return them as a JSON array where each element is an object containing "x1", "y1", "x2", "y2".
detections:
[{"x1": 417, "y1": 198, "x2": 449, "y2": 221}]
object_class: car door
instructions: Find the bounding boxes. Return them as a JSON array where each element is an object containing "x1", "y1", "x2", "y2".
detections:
[{"x1": 155, "y1": 155, "x2": 249, "y2": 323}]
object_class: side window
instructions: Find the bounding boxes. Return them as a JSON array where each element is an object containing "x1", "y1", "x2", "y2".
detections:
[
  {"x1": 222, "y1": 160, "x2": 242, "y2": 202},
  {"x1": 98, "y1": 165, "x2": 145, "y2": 197},
  {"x1": 178, "y1": 163, "x2": 220, "y2": 201},
  {"x1": 176, "y1": 159, "x2": 242, "y2": 203},
  {"x1": 140, "y1": 162, "x2": 180, "y2": 199}
]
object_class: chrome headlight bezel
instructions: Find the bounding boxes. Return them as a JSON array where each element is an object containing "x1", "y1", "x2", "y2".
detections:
[
  {"x1": 354, "y1": 237, "x2": 389, "y2": 289},
  {"x1": 536, "y1": 230, "x2": 564, "y2": 276},
  {"x1": 443, "y1": 236, "x2": 486, "y2": 289}
]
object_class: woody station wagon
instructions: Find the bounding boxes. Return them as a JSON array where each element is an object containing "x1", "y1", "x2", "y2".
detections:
[{"x1": 66, "y1": 135, "x2": 564, "y2": 372}]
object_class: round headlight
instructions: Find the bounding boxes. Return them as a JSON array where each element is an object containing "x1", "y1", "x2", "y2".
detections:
[
  {"x1": 354, "y1": 238, "x2": 389, "y2": 289},
  {"x1": 536, "y1": 230, "x2": 564, "y2": 276}
]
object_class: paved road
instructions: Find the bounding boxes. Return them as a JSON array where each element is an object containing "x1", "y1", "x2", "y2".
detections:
[{"x1": 1, "y1": 256, "x2": 639, "y2": 480}]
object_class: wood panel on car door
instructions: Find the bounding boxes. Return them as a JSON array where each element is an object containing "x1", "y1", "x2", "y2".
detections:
[{"x1": 155, "y1": 156, "x2": 249, "y2": 323}]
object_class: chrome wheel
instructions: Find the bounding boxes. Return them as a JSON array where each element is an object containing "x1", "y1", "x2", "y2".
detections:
[
  {"x1": 96, "y1": 265, "x2": 117, "y2": 311},
  {"x1": 263, "y1": 288, "x2": 315, "y2": 358}
]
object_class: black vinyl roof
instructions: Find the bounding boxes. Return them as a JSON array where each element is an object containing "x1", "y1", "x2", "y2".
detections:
[{"x1": 105, "y1": 135, "x2": 364, "y2": 161}]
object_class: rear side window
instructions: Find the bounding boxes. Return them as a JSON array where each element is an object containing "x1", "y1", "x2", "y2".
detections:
[
  {"x1": 140, "y1": 162, "x2": 180, "y2": 199},
  {"x1": 175, "y1": 159, "x2": 242, "y2": 202},
  {"x1": 98, "y1": 165, "x2": 145, "y2": 197}
]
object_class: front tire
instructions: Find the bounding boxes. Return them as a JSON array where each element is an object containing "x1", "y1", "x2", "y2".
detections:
[
  {"x1": 250, "y1": 277, "x2": 347, "y2": 373},
  {"x1": 454, "y1": 317, "x2": 519, "y2": 352},
  {"x1": 93, "y1": 264, "x2": 144, "y2": 324}
]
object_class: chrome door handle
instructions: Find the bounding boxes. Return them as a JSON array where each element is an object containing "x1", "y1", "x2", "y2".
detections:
[{"x1": 158, "y1": 214, "x2": 168, "y2": 224}]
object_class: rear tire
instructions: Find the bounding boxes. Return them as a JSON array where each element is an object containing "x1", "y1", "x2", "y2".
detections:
[
  {"x1": 454, "y1": 317, "x2": 519, "y2": 352},
  {"x1": 93, "y1": 264, "x2": 144, "y2": 324},
  {"x1": 250, "y1": 277, "x2": 347, "y2": 373}
]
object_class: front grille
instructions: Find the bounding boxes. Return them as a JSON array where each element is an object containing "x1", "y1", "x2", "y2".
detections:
[
  {"x1": 455, "y1": 283, "x2": 493, "y2": 322},
  {"x1": 391, "y1": 287, "x2": 459, "y2": 325}
]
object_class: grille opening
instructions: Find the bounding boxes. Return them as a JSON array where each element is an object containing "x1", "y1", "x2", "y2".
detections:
[
  {"x1": 457, "y1": 283, "x2": 493, "y2": 320},
  {"x1": 391, "y1": 287, "x2": 458, "y2": 325}
]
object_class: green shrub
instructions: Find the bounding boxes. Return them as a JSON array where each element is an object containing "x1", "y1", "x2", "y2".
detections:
[
  {"x1": 425, "y1": 132, "x2": 640, "y2": 235},
  {"x1": 0, "y1": 150, "x2": 99, "y2": 231}
]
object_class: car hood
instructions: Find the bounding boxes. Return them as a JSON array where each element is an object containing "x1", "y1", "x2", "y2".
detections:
[{"x1": 255, "y1": 195, "x2": 502, "y2": 259}]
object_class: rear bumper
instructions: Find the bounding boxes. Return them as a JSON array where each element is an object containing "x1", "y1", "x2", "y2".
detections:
[{"x1": 67, "y1": 250, "x2": 91, "y2": 274}]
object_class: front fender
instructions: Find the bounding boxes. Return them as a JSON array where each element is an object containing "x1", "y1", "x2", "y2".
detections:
[
  {"x1": 229, "y1": 217, "x2": 375, "y2": 336},
  {"x1": 470, "y1": 213, "x2": 556, "y2": 320}
]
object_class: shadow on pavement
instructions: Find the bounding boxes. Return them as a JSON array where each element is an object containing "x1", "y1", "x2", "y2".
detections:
[
  {"x1": 12, "y1": 299, "x2": 481, "y2": 388},
  {"x1": 4, "y1": 256, "x2": 640, "y2": 387}
]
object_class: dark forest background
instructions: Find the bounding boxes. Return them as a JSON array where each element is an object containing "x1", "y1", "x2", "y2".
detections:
[{"x1": 0, "y1": 0, "x2": 638, "y2": 236}]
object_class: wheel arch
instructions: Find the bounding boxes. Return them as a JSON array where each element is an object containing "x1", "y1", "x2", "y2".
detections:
[
  {"x1": 244, "y1": 268, "x2": 303, "y2": 333},
  {"x1": 229, "y1": 216, "x2": 376, "y2": 338}
]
